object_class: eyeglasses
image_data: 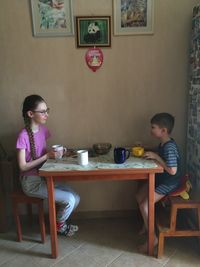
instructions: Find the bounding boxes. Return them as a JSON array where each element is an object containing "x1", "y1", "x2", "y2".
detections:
[{"x1": 33, "y1": 108, "x2": 50, "y2": 115}]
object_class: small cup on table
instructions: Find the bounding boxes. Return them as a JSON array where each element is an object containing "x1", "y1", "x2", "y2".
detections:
[
  {"x1": 77, "y1": 150, "x2": 88, "y2": 166},
  {"x1": 52, "y1": 145, "x2": 67, "y2": 159},
  {"x1": 114, "y1": 147, "x2": 130, "y2": 164},
  {"x1": 132, "y1": 146, "x2": 144, "y2": 157}
]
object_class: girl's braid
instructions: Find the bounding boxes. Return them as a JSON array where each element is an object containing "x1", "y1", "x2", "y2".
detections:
[
  {"x1": 22, "y1": 94, "x2": 45, "y2": 160},
  {"x1": 24, "y1": 117, "x2": 37, "y2": 160}
]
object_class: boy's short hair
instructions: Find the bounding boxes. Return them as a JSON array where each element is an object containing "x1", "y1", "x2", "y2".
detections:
[{"x1": 151, "y1": 113, "x2": 175, "y2": 134}]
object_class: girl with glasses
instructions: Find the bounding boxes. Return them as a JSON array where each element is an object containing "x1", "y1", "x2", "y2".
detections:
[{"x1": 16, "y1": 94, "x2": 80, "y2": 236}]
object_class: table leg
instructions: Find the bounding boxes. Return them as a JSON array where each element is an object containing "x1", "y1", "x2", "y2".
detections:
[
  {"x1": 148, "y1": 173, "x2": 155, "y2": 256},
  {"x1": 46, "y1": 176, "x2": 58, "y2": 258}
]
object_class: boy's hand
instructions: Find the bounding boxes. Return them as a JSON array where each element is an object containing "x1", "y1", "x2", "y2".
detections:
[
  {"x1": 143, "y1": 151, "x2": 159, "y2": 160},
  {"x1": 144, "y1": 151, "x2": 177, "y2": 175}
]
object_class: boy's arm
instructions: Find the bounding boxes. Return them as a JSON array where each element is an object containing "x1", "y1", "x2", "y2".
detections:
[{"x1": 143, "y1": 151, "x2": 177, "y2": 175}]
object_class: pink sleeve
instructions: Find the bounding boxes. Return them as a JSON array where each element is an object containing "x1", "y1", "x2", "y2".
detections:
[
  {"x1": 43, "y1": 126, "x2": 51, "y2": 140},
  {"x1": 16, "y1": 130, "x2": 28, "y2": 150}
]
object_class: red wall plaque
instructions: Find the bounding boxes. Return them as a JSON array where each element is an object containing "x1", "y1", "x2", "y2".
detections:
[{"x1": 85, "y1": 47, "x2": 103, "y2": 72}]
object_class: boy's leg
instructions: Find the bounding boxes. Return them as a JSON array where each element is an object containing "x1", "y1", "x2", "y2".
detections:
[
  {"x1": 139, "y1": 192, "x2": 164, "y2": 230},
  {"x1": 135, "y1": 183, "x2": 148, "y2": 234},
  {"x1": 135, "y1": 182, "x2": 148, "y2": 205},
  {"x1": 138, "y1": 192, "x2": 164, "y2": 253}
]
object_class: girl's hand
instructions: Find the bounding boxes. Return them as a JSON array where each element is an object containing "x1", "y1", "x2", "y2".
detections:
[
  {"x1": 47, "y1": 149, "x2": 57, "y2": 159},
  {"x1": 143, "y1": 151, "x2": 159, "y2": 160}
]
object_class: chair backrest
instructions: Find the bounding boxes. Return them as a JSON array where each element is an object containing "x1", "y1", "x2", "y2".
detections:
[
  {"x1": 0, "y1": 142, "x2": 8, "y2": 161},
  {"x1": 0, "y1": 157, "x2": 20, "y2": 193},
  {"x1": 0, "y1": 156, "x2": 20, "y2": 232},
  {"x1": 169, "y1": 174, "x2": 192, "y2": 199}
]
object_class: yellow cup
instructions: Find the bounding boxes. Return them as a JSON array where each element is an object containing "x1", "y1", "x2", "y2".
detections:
[{"x1": 132, "y1": 146, "x2": 144, "y2": 157}]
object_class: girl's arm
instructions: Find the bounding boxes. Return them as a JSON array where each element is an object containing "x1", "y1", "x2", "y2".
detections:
[{"x1": 17, "y1": 149, "x2": 48, "y2": 172}]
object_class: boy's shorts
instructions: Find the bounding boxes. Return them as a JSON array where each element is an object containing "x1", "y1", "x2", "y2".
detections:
[{"x1": 155, "y1": 172, "x2": 181, "y2": 195}]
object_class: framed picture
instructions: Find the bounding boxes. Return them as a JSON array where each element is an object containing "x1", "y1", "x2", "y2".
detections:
[
  {"x1": 113, "y1": 0, "x2": 154, "y2": 35},
  {"x1": 31, "y1": 0, "x2": 74, "y2": 37},
  {"x1": 76, "y1": 16, "x2": 111, "y2": 48}
]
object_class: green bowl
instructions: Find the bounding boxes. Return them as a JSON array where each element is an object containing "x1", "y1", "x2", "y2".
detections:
[{"x1": 93, "y1": 143, "x2": 112, "y2": 155}]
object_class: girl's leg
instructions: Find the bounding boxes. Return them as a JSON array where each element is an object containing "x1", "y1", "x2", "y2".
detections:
[
  {"x1": 49, "y1": 183, "x2": 80, "y2": 235},
  {"x1": 21, "y1": 176, "x2": 80, "y2": 214},
  {"x1": 54, "y1": 189, "x2": 79, "y2": 222},
  {"x1": 54, "y1": 190, "x2": 79, "y2": 236},
  {"x1": 54, "y1": 182, "x2": 80, "y2": 211},
  {"x1": 21, "y1": 176, "x2": 80, "y2": 235}
]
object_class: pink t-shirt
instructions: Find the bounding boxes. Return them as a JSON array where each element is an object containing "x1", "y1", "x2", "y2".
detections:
[{"x1": 16, "y1": 125, "x2": 51, "y2": 176}]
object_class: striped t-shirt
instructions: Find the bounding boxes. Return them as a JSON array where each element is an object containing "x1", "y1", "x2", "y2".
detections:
[
  {"x1": 155, "y1": 138, "x2": 181, "y2": 194},
  {"x1": 158, "y1": 139, "x2": 180, "y2": 168}
]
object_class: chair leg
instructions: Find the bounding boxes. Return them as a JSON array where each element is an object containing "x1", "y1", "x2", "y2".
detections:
[
  {"x1": 157, "y1": 233, "x2": 165, "y2": 258},
  {"x1": 197, "y1": 206, "x2": 200, "y2": 231},
  {"x1": 27, "y1": 203, "x2": 33, "y2": 225},
  {"x1": 12, "y1": 201, "x2": 22, "y2": 242},
  {"x1": 0, "y1": 193, "x2": 7, "y2": 232},
  {"x1": 38, "y1": 202, "x2": 46, "y2": 243},
  {"x1": 170, "y1": 205, "x2": 178, "y2": 232}
]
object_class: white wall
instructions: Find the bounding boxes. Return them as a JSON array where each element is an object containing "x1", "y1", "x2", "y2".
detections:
[{"x1": 0, "y1": 0, "x2": 199, "y2": 212}]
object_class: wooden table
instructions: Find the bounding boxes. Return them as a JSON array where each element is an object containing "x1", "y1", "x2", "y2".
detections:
[{"x1": 39, "y1": 155, "x2": 163, "y2": 258}]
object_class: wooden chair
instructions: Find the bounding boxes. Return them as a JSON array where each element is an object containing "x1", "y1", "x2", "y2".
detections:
[
  {"x1": 0, "y1": 159, "x2": 16, "y2": 233},
  {"x1": 0, "y1": 154, "x2": 46, "y2": 241},
  {"x1": 11, "y1": 190, "x2": 46, "y2": 243},
  {"x1": 156, "y1": 195, "x2": 200, "y2": 258}
]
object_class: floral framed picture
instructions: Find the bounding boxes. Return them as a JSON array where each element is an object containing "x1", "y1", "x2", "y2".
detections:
[
  {"x1": 30, "y1": 0, "x2": 74, "y2": 37},
  {"x1": 113, "y1": 0, "x2": 154, "y2": 35},
  {"x1": 76, "y1": 16, "x2": 111, "y2": 48}
]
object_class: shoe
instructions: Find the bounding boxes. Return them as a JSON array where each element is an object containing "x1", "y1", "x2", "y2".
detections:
[
  {"x1": 57, "y1": 223, "x2": 78, "y2": 237},
  {"x1": 69, "y1": 224, "x2": 79, "y2": 232}
]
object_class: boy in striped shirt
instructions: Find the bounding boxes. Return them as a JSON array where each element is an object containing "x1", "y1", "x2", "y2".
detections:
[{"x1": 136, "y1": 112, "x2": 181, "y2": 253}]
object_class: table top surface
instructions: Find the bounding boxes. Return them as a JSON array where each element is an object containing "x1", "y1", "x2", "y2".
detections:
[{"x1": 39, "y1": 153, "x2": 160, "y2": 173}]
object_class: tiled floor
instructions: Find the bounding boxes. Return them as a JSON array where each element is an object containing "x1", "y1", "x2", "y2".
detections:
[{"x1": 0, "y1": 217, "x2": 199, "y2": 267}]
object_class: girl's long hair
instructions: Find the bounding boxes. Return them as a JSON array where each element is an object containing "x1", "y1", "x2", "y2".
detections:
[{"x1": 22, "y1": 95, "x2": 45, "y2": 160}]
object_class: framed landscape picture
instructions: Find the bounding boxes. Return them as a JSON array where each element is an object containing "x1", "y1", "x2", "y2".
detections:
[
  {"x1": 31, "y1": 0, "x2": 74, "y2": 37},
  {"x1": 113, "y1": 0, "x2": 154, "y2": 35},
  {"x1": 76, "y1": 16, "x2": 111, "y2": 48}
]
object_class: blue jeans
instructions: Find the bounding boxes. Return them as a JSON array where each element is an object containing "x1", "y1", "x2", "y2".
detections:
[{"x1": 21, "y1": 176, "x2": 80, "y2": 223}]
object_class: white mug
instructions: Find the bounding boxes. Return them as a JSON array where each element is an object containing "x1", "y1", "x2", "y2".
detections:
[
  {"x1": 77, "y1": 150, "x2": 88, "y2": 166},
  {"x1": 52, "y1": 145, "x2": 67, "y2": 159}
]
